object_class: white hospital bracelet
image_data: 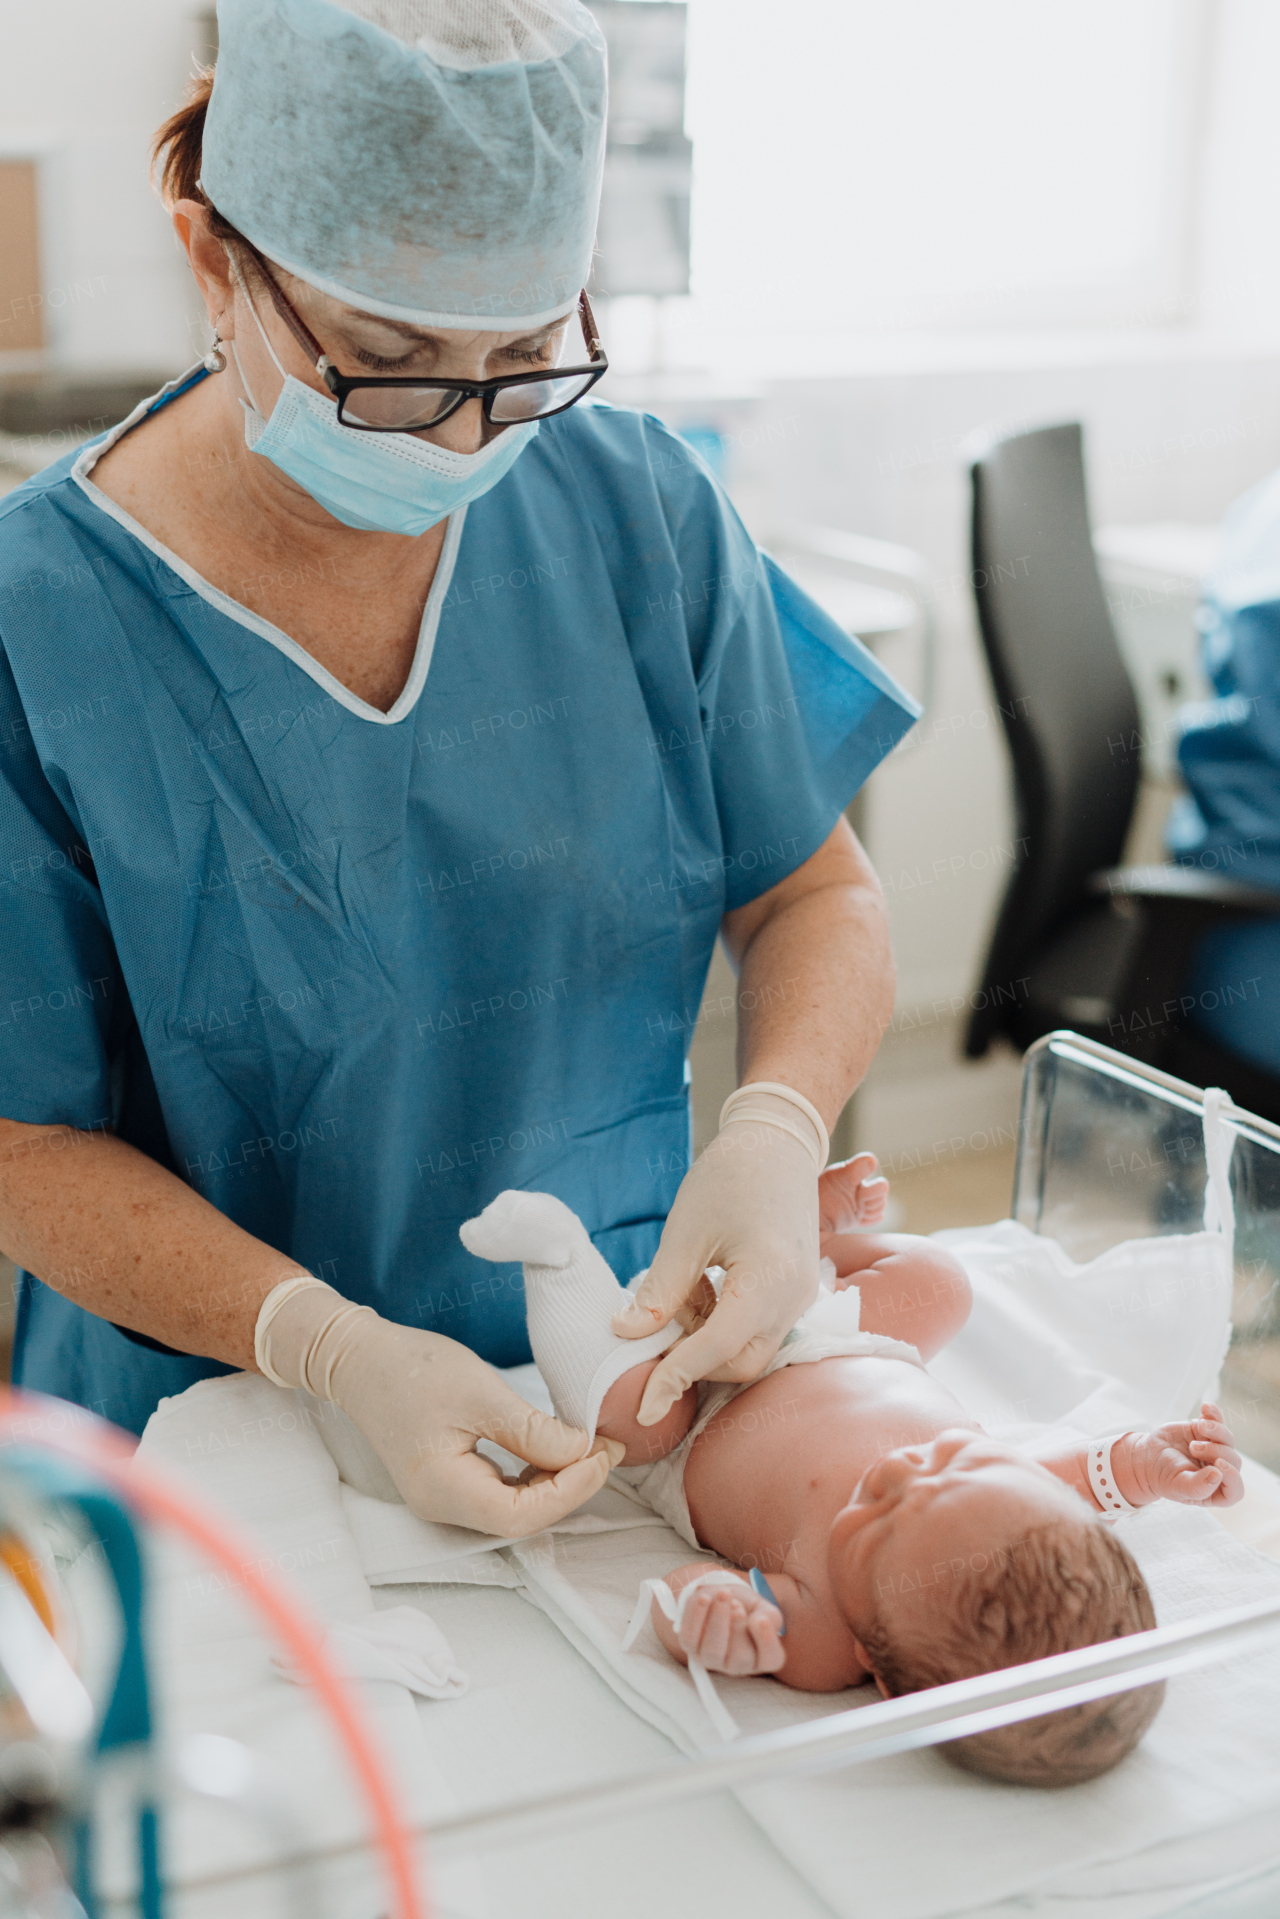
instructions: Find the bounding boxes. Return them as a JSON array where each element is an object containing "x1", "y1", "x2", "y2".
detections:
[
  {"x1": 254, "y1": 1274, "x2": 327, "y2": 1386},
  {"x1": 621, "y1": 1570, "x2": 745, "y2": 1742},
  {"x1": 1087, "y1": 1434, "x2": 1139, "y2": 1520},
  {"x1": 719, "y1": 1082, "x2": 830, "y2": 1172}
]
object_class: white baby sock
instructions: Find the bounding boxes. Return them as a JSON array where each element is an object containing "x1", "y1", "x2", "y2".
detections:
[{"x1": 459, "y1": 1190, "x2": 681, "y2": 1439}]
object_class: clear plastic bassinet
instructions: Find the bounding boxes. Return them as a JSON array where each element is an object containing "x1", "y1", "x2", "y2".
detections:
[{"x1": 1014, "y1": 1030, "x2": 1280, "y2": 1469}]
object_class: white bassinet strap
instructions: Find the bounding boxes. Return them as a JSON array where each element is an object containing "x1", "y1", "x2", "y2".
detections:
[
  {"x1": 622, "y1": 1571, "x2": 743, "y2": 1742},
  {"x1": 1202, "y1": 1086, "x2": 1236, "y2": 1268}
]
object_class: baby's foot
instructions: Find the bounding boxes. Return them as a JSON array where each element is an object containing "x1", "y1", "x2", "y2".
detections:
[
  {"x1": 459, "y1": 1190, "x2": 683, "y2": 1441},
  {"x1": 460, "y1": 1188, "x2": 591, "y2": 1268},
  {"x1": 818, "y1": 1154, "x2": 890, "y2": 1233}
]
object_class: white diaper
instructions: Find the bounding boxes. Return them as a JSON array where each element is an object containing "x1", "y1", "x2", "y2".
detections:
[{"x1": 613, "y1": 1286, "x2": 923, "y2": 1549}]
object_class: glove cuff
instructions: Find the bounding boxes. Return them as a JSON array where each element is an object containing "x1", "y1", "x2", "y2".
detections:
[
  {"x1": 719, "y1": 1081, "x2": 830, "y2": 1171},
  {"x1": 255, "y1": 1275, "x2": 372, "y2": 1398}
]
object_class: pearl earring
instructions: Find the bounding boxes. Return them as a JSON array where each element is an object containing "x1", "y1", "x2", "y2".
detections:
[{"x1": 204, "y1": 332, "x2": 228, "y2": 373}]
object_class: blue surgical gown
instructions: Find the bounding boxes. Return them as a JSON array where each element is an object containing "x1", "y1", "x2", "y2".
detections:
[
  {"x1": 1169, "y1": 466, "x2": 1280, "y2": 1071},
  {"x1": 0, "y1": 379, "x2": 918, "y2": 1434}
]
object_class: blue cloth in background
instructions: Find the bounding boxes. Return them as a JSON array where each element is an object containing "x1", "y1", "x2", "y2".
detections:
[
  {"x1": 1169, "y1": 467, "x2": 1280, "y2": 1072},
  {"x1": 0, "y1": 393, "x2": 918, "y2": 1433}
]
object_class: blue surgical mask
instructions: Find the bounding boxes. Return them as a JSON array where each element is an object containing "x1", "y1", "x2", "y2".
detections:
[{"x1": 231, "y1": 280, "x2": 540, "y2": 537}]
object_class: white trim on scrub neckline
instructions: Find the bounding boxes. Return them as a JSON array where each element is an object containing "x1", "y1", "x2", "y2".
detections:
[{"x1": 71, "y1": 362, "x2": 466, "y2": 727}]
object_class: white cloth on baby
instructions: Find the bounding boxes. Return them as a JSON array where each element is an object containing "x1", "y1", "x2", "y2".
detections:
[
  {"x1": 614, "y1": 1279, "x2": 923, "y2": 1548},
  {"x1": 460, "y1": 1188, "x2": 681, "y2": 1436}
]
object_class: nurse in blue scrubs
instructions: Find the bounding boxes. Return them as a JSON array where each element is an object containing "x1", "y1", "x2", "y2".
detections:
[
  {"x1": 1170, "y1": 466, "x2": 1280, "y2": 1080},
  {"x1": 0, "y1": 0, "x2": 916, "y2": 1533}
]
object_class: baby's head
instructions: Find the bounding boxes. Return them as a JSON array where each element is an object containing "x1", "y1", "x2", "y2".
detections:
[{"x1": 828, "y1": 1430, "x2": 1163, "y2": 1787}]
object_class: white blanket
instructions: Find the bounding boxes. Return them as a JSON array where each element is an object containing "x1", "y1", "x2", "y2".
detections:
[
  {"x1": 928, "y1": 1218, "x2": 1234, "y2": 1436},
  {"x1": 135, "y1": 1222, "x2": 1280, "y2": 1919},
  {"x1": 130, "y1": 1375, "x2": 485, "y2": 1919}
]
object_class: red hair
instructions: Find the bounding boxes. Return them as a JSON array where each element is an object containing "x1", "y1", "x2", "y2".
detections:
[{"x1": 151, "y1": 67, "x2": 244, "y2": 248}]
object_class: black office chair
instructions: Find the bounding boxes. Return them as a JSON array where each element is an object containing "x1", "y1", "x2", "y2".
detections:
[{"x1": 964, "y1": 421, "x2": 1280, "y2": 1121}]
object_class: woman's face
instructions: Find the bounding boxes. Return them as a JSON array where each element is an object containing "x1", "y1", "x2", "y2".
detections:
[
  {"x1": 244, "y1": 270, "x2": 575, "y2": 453},
  {"x1": 180, "y1": 201, "x2": 575, "y2": 456}
]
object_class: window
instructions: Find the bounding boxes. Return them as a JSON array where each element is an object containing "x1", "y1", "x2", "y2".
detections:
[{"x1": 681, "y1": 0, "x2": 1210, "y2": 370}]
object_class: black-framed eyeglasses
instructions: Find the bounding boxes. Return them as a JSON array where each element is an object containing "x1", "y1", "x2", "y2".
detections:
[{"x1": 246, "y1": 251, "x2": 608, "y2": 433}]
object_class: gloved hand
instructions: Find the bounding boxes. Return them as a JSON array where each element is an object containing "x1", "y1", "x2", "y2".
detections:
[
  {"x1": 257, "y1": 1278, "x2": 622, "y2": 1536},
  {"x1": 612, "y1": 1082, "x2": 826, "y2": 1426}
]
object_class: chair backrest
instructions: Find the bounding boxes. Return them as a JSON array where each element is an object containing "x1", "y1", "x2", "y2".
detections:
[{"x1": 966, "y1": 422, "x2": 1141, "y2": 1056}]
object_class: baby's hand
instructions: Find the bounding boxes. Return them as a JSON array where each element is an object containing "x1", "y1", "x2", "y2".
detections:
[
  {"x1": 1122, "y1": 1402, "x2": 1243, "y2": 1508},
  {"x1": 676, "y1": 1576, "x2": 786, "y2": 1676},
  {"x1": 818, "y1": 1153, "x2": 890, "y2": 1234}
]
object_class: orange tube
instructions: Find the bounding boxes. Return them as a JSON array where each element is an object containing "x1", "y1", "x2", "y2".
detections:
[{"x1": 0, "y1": 1389, "x2": 427, "y2": 1919}]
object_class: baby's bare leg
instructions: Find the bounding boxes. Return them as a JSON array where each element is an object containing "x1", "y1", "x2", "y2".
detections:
[
  {"x1": 823, "y1": 1232, "x2": 972, "y2": 1361},
  {"x1": 597, "y1": 1362, "x2": 699, "y2": 1467}
]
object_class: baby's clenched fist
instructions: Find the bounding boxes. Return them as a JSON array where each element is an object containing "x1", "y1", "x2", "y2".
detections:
[{"x1": 1119, "y1": 1402, "x2": 1243, "y2": 1508}]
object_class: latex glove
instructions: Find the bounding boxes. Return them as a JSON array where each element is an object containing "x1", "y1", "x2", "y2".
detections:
[
  {"x1": 257, "y1": 1279, "x2": 623, "y2": 1536},
  {"x1": 818, "y1": 1153, "x2": 890, "y2": 1233},
  {"x1": 1118, "y1": 1402, "x2": 1244, "y2": 1508},
  {"x1": 613, "y1": 1083, "x2": 824, "y2": 1426}
]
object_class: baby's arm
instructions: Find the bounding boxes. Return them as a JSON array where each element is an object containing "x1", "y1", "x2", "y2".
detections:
[
  {"x1": 651, "y1": 1563, "x2": 786, "y2": 1676},
  {"x1": 651, "y1": 1563, "x2": 870, "y2": 1691},
  {"x1": 819, "y1": 1153, "x2": 890, "y2": 1231},
  {"x1": 1033, "y1": 1403, "x2": 1243, "y2": 1511}
]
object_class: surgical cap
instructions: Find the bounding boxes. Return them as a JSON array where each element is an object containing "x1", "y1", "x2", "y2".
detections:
[{"x1": 201, "y1": 0, "x2": 608, "y2": 328}]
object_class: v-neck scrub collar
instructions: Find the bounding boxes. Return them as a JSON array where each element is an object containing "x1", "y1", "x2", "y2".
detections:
[{"x1": 72, "y1": 363, "x2": 465, "y2": 725}]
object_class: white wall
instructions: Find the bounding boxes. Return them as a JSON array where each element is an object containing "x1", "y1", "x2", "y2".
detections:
[
  {"x1": 0, "y1": 0, "x2": 208, "y2": 374},
  {"x1": 1194, "y1": 0, "x2": 1280, "y2": 342},
  {"x1": 685, "y1": 0, "x2": 1209, "y2": 350},
  {"x1": 3, "y1": 0, "x2": 1280, "y2": 371}
]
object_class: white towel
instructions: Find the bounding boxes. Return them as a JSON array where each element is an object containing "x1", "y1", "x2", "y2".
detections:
[
  {"x1": 272, "y1": 1604, "x2": 468, "y2": 1699},
  {"x1": 509, "y1": 1494, "x2": 1280, "y2": 1919},
  {"x1": 132, "y1": 1373, "x2": 485, "y2": 1919}
]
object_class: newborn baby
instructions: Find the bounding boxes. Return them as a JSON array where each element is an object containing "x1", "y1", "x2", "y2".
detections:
[{"x1": 461, "y1": 1158, "x2": 1242, "y2": 1786}]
